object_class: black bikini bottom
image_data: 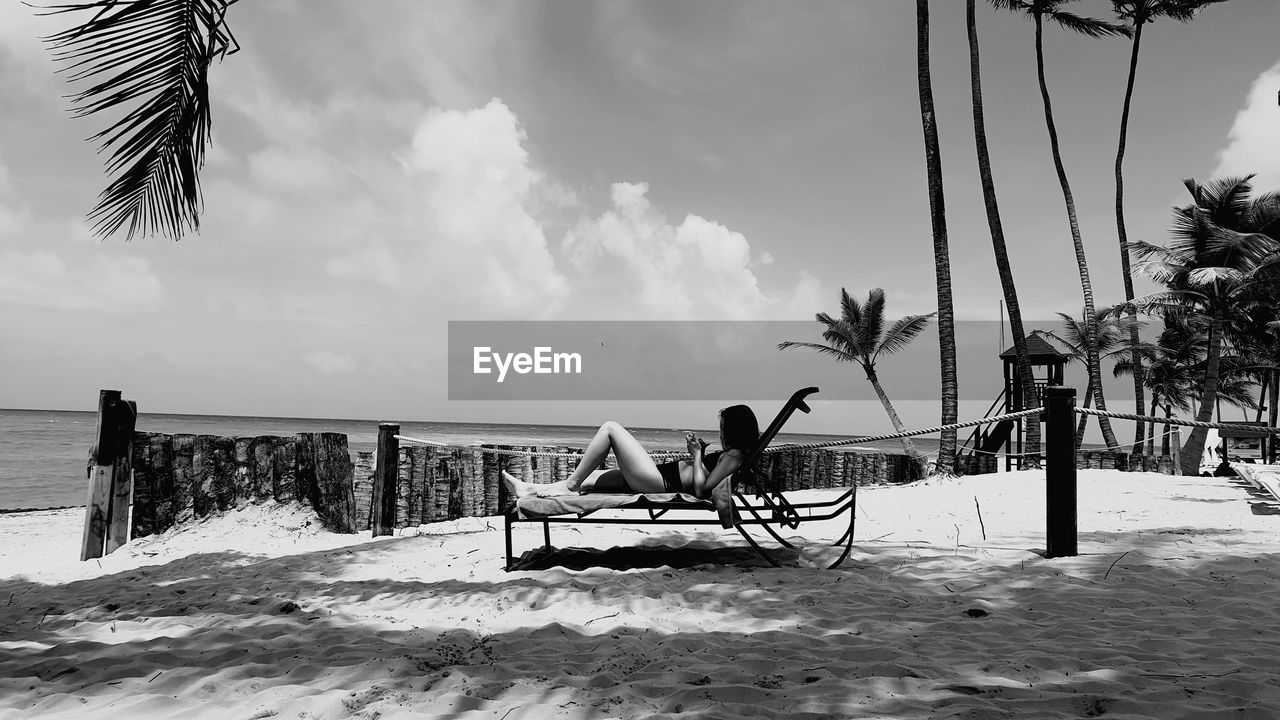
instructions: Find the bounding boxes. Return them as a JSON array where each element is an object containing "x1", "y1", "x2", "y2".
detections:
[{"x1": 656, "y1": 460, "x2": 683, "y2": 493}]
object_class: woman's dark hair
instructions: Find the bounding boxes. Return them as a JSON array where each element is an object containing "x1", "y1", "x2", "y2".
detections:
[{"x1": 719, "y1": 404, "x2": 760, "y2": 454}]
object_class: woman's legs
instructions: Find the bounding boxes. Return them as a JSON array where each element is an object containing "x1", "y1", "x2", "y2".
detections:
[
  {"x1": 500, "y1": 421, "x2": 667, "y2": 497},
  {"x1": 563, "y1": 421, "x2": 665, "y2": 493}
]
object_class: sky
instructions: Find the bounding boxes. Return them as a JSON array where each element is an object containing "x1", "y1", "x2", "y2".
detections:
[{"x1": 0, "y1": 0, "x2": 1277, "y2": 439}]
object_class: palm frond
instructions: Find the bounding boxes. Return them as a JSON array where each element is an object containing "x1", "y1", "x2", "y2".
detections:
[
  {"x1": 777, "y1": 341, "x2": 859, "y2": 365},
  {"x1": 989, "y1": 0, "x2": 1033, "y2": 13},
  {"x1": 1200, "y1": 175, "x2": 1255, "y2": 228},
  {"x1": 874, "y1": 313, "x2": 935, "y2": 359},
  {"x1": 861, "y1": 288, "x2": 886, "y2": 345},
  {"x1": 39, "y1": 0, "x2": 239, "y2": 240},
  {"x1": 1047, "y1": 9, "x2": 1131, "y2": 37},
  {"x1": 1185, "y1": 266, "x2": 1245, "y2": 287},
  {"x1": 838, "y1": 289, "x2": 862, "y2": 329}
]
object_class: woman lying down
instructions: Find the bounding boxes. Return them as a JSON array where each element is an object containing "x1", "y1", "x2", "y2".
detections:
[{"x1": 500, "y1": 405, "x2": 759, "y2": 500}]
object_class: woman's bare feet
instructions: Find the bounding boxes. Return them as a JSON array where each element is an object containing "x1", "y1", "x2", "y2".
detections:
[
  {"x1": 502, "y1": 471, "x2": 571, "y2": 499},
  {"x1": 501, "y1": 470, "x2": 536, "y2": 499}
]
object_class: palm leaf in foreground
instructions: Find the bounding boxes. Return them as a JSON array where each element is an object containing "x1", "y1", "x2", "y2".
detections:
[{"x1": 38, "y1": 0, "x2": 239, "y2": 240}]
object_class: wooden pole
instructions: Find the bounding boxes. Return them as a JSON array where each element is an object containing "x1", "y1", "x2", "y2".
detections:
[
  {"x1": 1268, "y1": 370, "x2": 1278, "y2": 464},
  {"x1": 371, "y1": 423, "x2": 399, "y2": 536},
  {"x1": 105, "y1": 399, "x2": 137, "y2": 553},
  {"x1": 82, "y1": 390, "x2": 122, "y2": 560},
  {"x1": 1044, "y1": 385, "x2": 1077, "y2": 558},
  {"x1": 1170, "y1": 425, "x2": 1183, "y2": 476}
]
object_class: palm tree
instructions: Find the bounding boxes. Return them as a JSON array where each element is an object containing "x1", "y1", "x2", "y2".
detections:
[
  {"x1": 993, "y1": 0, "x2": 1128, "y2": 451},
  {"x1": 1110, "y1": 0, "x2": 1226, "y2": 454},
  {"x1": 1126, "y1": 176, "x2": 1280, "y2": 474},
  {"x1": 916, "y1": 0, "x2": 960, "y2": 473},
  {"x1": 966, "y1": 0, "x2": 1041, "y2": 466},
  {"x1": 38, "y1": 0, "x2": 240, "y2": 240},
  {"x1": 779, "y1": 288, "x2": 935, "y2": 458},
  {"x1": 1043, "y1": 312, "x2": 1146, "y2": 447}
]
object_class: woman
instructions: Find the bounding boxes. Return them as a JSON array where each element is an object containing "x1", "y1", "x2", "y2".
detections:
[{"x1": 501, "y1": 405, "x2": 760, "y2": 500}]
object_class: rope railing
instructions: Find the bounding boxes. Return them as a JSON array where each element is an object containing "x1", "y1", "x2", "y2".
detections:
[
  {"x1": 1075, "y1": 408, "x2": 1280, "y2": 436},
  {"x1": 758, "y1": 407, "x2": 1045, "y2": 455},
  {"x1": 395, "y1": 407, "x2": 1048, "y2": 461}
]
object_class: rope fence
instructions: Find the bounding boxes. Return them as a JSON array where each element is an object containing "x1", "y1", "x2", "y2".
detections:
[
  {"x1": 396, "y1": 407, "x2": 1047, "y2": 461},
  {"x1": 1076, "y1": 408, "x2": 1280, "y2": 436},
  {"x1": 394, "y1": 406, "x2": 1275, "y2": 466}
]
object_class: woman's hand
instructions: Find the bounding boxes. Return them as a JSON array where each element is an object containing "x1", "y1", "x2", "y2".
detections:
[{"x1": 685, "y1": 432, "x2": 705, "y2": 456}]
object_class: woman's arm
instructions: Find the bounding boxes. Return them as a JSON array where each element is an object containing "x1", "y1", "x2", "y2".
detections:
[{"x1": 691, "y1": 449, "x2": 744, "y2": 499}]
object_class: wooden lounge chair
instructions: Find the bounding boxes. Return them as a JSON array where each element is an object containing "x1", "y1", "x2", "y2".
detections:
[{"x1": 502, "y1": 387, "x2": 857, "y2": 570}]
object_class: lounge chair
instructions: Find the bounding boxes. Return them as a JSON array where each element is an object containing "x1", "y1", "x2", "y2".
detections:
[
  {"x1": 1230, "y1": 462, "x2": 1280, "y2": 504},
  {"x1": 502, "y1": 387, "x2": 857, "y2": 570}
]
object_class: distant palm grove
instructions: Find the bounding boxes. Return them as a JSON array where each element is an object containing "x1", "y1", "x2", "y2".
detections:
[{"x1": 38, "y1": 0, "x2": 1279, "y2": 474}]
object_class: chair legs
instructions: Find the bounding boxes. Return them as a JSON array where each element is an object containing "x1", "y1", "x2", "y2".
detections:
[
  {"x1": 827, "y1": 497, "x2": 856, "y2": 569},
  {"x1": 734, "y1": 525, "x2": 782, "y2": 567}
]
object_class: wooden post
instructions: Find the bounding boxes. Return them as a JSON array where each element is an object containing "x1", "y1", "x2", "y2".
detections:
[
  {"x1": 312, "y1": 432, "x2": 356, "y2": 533},
  {"x1": 353, "y1": 450, "x2": 374, "y2": 531},
  {"x1": 1044, "y1": 386, "x2": 1077, "y2": 558},
  {"x1": 396, "y1": 446, "x2": 411, "y2": 528},
  {"x1": 82, "y1": 390, "x2": 122, "y2": 560},
  {"x1": 171, "y1": 434, "x2": 196, "y2": 523},
  {"x1": 371, "y1": 423, "x2": 399, "y2": 536},
  {"x1": 104, "y1": 399, "x2": 137, "y2": 553},
  {"x1": 1170, "y1": 425, "x2": 1183, "y2": 476}
]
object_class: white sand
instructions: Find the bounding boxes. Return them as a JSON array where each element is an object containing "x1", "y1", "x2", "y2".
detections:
[{"x1": 1, "y1": 469, "x2": 1278, "y2": 719}]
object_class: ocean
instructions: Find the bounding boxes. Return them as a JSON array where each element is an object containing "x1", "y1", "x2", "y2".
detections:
[{"x1": 0, "y1": 409, "x2": 906, "y2": 511}]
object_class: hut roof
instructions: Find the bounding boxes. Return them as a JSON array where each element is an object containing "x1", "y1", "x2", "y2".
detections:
[{"x1": 999, "y1": 332, "x2": 1068, "y2": 363}]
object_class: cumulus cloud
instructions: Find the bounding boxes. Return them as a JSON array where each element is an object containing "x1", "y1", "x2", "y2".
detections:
[
  {"x1": 561, "y1": 182, "x2": 775, "y2": 319},
  {"x1": 1211, "y1": 61, "x2": 1280, "y2": 192},
  {"x1": 326, "y1": 98, "x2": 569, "y2": 314},
  {"x1": 317, "y1": 98, "x2": 823, "y2": 321}
]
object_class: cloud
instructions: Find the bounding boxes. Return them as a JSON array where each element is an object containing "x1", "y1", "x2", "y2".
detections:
[
  {"x1": 561, "y1": 182, "x2": 780, "y2": 319},
  {"x1": 302, "y1": 351, "x2": 357, "y2": 375},
  {"x1": 316, "y1": 98, "x2": 822, "y2": 322},
  {"x1": 326, "y1": 98, "x2": 570, "y2": 315},
  {"x1": 0, "y1": 249, "x2": 163, "y2": 312},
  {"x1": 247, "y1": 146, "x2": 348, "y2": 197},
  {"x1": 1211, "y1": 60, "x2": 1280, "y2": 192}
]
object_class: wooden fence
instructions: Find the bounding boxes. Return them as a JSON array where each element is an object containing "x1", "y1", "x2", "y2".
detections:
[
  {"x1": 353, "y1": 443, "x2": 928, "y2": 532},
  {"x1": 129, "y1": 432, "x2": 356, "y2": 538},
  {"x1": 81, "y1": 389, "x2": 358, "y2": 560},
  {"x1": 82, "y1": 389, "x2": 1184, "y2": 558}
]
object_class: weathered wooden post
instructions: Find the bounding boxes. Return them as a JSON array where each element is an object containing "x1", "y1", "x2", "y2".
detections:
[
  {"x1": 1044, "y1": 386, "x2": 1077, "y2": 558},
  {"x1": 1170, "y1": 425, "x2": 1183, "y2": 476},
  {"x1": 82, "y1": 389, "x2": 135, "y2": 560},
  {"x1": 104, "y1": 399, "x2": 137, "y2": 554},
  {"x1": 371, "y1": 423, "x2": 399, "y2": 536}
]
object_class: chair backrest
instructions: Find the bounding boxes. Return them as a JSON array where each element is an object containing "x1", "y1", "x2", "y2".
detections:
[{"x1": 734, "y1": 387, "x2": 819, "y2": 492}]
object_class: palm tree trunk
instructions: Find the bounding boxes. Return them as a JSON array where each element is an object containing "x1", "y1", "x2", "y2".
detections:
[
  {"x1": 968, "y1": 0, "x2": 1040, "y2": 467},
  {"x1": 918, "y1": 0, "x2": 959, "y2": 473},
  {"x1": 866, "y1": 368, "x2": 919, "y2": 458},
  {"x1": 1075, "y1": 376, "x2": 1094, "y2": 449},
  {"x1": 1181, "y1": 318, "x2": 1223, "y2": 475},
  {"x1": 1033, "y1": 13, "x2": 1119, "y2": 451},
  {"x1": 1115, "y1": 21, "x2": 1147, "y2": 455}
]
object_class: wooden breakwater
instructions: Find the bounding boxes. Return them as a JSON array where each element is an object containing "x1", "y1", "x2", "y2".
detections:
[
  {"x1": 352, "y1": 444, "x2": 927, "y2": 531},
  {"x1": 82, "y1": 389, "x2": 361, "y2": 560},
  {"x1": 129, "y1": 432, "x2": 357, "y2": 538}
]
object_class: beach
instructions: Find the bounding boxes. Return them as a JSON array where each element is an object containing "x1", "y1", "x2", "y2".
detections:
[{"x1": 1, "y1": 468, "x2": 1278, "y2": 719}]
